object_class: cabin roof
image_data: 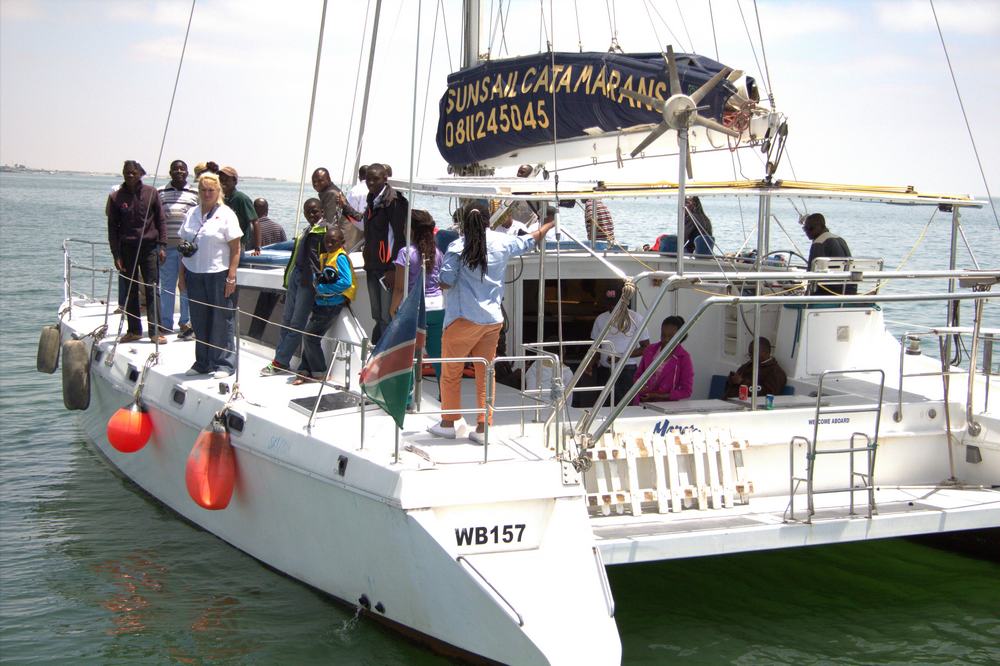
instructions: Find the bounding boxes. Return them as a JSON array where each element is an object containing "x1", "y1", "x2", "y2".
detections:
[{"x1": 390, "y1": 177, "x2": 984, "y2": 208}]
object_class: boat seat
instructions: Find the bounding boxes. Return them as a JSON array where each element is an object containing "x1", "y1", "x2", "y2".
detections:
[{"x1": 708, "y1": 374, "x2": 795, "y2": 399}]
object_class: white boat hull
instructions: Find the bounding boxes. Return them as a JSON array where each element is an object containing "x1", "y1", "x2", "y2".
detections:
[{"x1": 70, "y1": 317, "x2": 621, "y2": 665}]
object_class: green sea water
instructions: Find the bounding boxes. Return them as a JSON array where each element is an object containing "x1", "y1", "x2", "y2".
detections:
[{"x1": 1, "y1": 172, "x2": 998, "y2": 664}]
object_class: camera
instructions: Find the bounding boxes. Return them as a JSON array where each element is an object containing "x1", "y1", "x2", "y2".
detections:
[{"x1": 178, "y1": 240, "x2": 198, "y2": 257}]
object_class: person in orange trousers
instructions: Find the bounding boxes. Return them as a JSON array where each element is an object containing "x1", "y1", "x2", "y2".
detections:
[{"x1": 429, "y1": 200, "x2": 554, "y2": 444}]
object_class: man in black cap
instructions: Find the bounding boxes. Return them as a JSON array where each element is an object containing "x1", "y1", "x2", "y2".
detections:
[
  {"x1": 219, "y1": 166, "x2": 260, "y2": 255},
  {"x1": 802, "y1": 213, "x2": 855, "y2": 295},
  {"x1": 107, "y1": 160, "x2": 167, "y2": 343}
]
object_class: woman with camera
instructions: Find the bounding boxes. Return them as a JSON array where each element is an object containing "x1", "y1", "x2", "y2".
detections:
[{"x1": 177, "y1": 172, "x2": 243, "y2": 378}]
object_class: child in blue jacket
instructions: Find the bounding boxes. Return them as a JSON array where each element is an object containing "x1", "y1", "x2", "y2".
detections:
[{"x1": 293, "y1": 228, "x2": 357, "y2": 384}]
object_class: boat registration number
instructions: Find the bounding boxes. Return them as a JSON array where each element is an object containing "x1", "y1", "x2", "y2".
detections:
[{"x1": 454, "y1": 524, "x2": 526, "y2": 547}]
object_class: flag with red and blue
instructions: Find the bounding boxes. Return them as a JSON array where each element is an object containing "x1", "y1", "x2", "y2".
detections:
[{"x1": 360, "y1": 282, "x2": 426, "y2": 429}]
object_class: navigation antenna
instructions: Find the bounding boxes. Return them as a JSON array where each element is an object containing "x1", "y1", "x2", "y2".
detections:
[{"x1": 618, "y1": 44, "x2": 739, "y2": 274}]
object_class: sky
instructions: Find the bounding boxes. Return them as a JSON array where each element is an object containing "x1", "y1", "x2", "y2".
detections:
[{"x1": 1, "y1": 0, "x2": 998, "y2": 197}]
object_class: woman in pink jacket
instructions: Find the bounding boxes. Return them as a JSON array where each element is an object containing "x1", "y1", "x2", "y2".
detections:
[{"x1": 632, "y1": 316, "x2": 694, "y2": 404}]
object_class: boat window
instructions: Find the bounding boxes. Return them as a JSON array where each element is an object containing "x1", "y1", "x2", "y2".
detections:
[
  {"x1": 236, "y1": 286, "x2": 285, "y2": 348},
  {"x1": 521, "y1": 278, "x2": 626, "y2": 365}
]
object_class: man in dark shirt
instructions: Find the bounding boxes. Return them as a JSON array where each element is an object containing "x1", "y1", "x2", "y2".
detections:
[
  {"x1": 724, "y1": 337, "x2": 787, "y2": 398},
  {"x1": 802, "y1": 212, "x2": 855, "y2": 295},
  {"x1": 219, "y1": 166, "x2": 260, "y2": 255},
  {"x1": 107, "y1": 160, "x2": 167, "y2": 343},
  {"x1": 312, "y1": 167, "x2": 363, "y2": 251},
  {"x1": 357, "y1": 162, "x2": 407, "y2": 343},
  {"x1": 253, "y1": 198, "x2": 287, "y2": 247}
]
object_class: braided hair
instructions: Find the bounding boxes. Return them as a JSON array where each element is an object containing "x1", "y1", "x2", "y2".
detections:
[
  {"x1": 410, "y1": 209, "x2": 437, "y2": 274},
  {"x1": 458, "y1": 200, "x2": 490, "y2": 279}
]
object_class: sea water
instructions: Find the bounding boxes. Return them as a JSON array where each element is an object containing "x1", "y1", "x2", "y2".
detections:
[{"x1": 1, "y1": 172, "x2": 997, "y2": 664}]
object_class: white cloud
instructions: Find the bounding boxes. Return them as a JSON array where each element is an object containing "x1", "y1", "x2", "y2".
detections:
[{"x1": 875, "y1": 0, "x2": 1000, "y2": 34}]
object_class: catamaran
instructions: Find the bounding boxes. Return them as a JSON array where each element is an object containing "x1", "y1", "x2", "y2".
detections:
[{"x1": 44, "y1": 1, "x2": 997, "y2": 664}]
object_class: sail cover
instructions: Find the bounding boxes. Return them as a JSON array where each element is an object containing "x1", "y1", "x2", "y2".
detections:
[{"x1": 436, "y1": 51, "x2": 741, "y2": 168}]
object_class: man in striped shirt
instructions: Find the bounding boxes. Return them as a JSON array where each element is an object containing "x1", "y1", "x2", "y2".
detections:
[
  {"x1": 158, "y1": 159, "x2": 199, "y2": 338},
  {"x1": 583, "y1": 199, "x2": 616, "y2": 244},
  {"x1": 252, "y1": 198, "x2": 287, "y2": 247}
]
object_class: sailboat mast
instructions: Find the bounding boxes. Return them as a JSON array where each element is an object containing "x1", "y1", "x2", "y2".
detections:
[{"x1": 461, "y1": 0, "x2": 482, "y2": 69}]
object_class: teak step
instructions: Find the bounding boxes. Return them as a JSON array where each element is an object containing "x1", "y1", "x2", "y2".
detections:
[{"x1": 586, "y1": 429, "x2": 753, "y2": 517}]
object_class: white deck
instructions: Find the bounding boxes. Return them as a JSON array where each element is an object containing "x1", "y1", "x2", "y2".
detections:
[{"x1": 593, "y1": 486, "x2": 1000, "y2": 564}]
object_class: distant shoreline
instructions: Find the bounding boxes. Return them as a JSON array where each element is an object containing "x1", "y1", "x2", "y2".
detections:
[{"x1": 0, "y1": 165, "x2": 288, "y2": 182}]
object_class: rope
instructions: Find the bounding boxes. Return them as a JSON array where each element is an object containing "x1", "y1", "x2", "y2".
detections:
[
  {"x1": 403, "y1": 0, "x2": 422, "y2": 297},
  {"x1": 416, "y1": 0, "x2": 442, "y2": 174},
  {"x1": 735, "y1": 0, "x2": 768, "y2": 105},
  {"x1": 646, "y1": 0, "x2": 688, "y2": 53},
  {"x1": 641, "y1": 1, "x2": 665, "y2": 57},
  {"x1": 498, "y1": 0, "x2": 512, "y2": 57},
  {"x1": 929, "y1": 0, "x2": 1000, "y2": 233},
  {"x1": 609, "y1": 279, "x2": 637, "y2": 335},
  {"x1": 352, "y1": 0, "x2": 384, "y2": 182},
  {"x1": 439, "y1": 0, "x2": 453, "y2": 71},
  {"x1": 486, "y1": 0, "x2": 499, "y2": 58},
  {"x1": 674, "y1": 0, "x2": 694, "y2": 53},
  {"x1": 340, "y1": 0, "x2": 373, "y2": 186},
  {"x1": 573, "y1": 0, "x2": 583, "y2": 52},
  {"x1": 112, "y1": 0, "x2": 196, "y2": 361},
  {"x1": 708, "y1": 0, "x2": 719, "y2": 60},
  {"x1": 132, "y1": 352, "x2": 160, "y2": 403},
  {"x1": 752, "y1": 0, "x2": 775, "y2": 108},
  {"x1": 292, "y1": 0, "x2": 330, "y2": 243}
]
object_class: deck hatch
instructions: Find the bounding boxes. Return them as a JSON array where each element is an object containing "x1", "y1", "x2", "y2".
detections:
[{"x1": 288, "y1": 391, "x2": 372, "y2": 418}]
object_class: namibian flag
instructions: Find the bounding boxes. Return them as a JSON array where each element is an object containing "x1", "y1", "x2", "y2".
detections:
[{"x1": 360, "y1": 281, "x2": 426, "y2": 429}]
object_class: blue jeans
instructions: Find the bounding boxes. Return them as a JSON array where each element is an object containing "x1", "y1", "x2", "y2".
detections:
[
  {"x1": 299, "y1": 302, "x2": 345, "y2": 377},
  {"x1": 186, "y1": 270, "x2": 236, "y2": 373},
  {"x1": 159, "y1": 246, "x2": 190, "y2": 330},
  {"x1": 273, "y1": 266, "x2": 315, "y2": 367}
]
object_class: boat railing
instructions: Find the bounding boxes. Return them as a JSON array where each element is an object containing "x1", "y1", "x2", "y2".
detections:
[
  {"x1": 62, "y1": 238, "x2": 116, "y2": 322},
  {"x1": 410, "y1": 350, "x2": 561, "y2": 463},
  {"x1": 787, "y1": 368, "x2": 885, "y2": 524},
  {"x1": 572, "y1": 268, "x2": 998, "y2": 447},
  {"x1": 522, "y1": 339, "x2": 621, "y2": 438}
]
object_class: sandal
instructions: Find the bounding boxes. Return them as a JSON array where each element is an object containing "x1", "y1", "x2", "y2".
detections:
[{"x1": 290, "y1": 376, "x2": 314, "y2": 386}]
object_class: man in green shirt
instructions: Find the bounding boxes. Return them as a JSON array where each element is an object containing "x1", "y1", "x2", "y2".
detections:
[{"x1": 219, "y1": 166, "x2": 261, "y2": 255}]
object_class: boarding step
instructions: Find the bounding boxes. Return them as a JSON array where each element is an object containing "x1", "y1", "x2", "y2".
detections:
[
  {"x1": 786, "y1": 368, "x2": 886, "y2": 523},
  {"x1": 584, "y1": 429, "x2": 753, "y2": 517}
]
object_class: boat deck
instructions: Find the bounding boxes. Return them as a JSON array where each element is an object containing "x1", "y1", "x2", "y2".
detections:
[{"x1": 592, "y1": 485, "x2": 1000, "y2": 564}]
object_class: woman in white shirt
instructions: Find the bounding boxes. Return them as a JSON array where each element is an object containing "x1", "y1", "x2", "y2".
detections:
[{"x1": 178, "y1": 173, "x2": 243, "y2": 378}]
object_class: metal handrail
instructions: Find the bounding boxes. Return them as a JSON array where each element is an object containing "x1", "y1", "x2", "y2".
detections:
[
  {"x1": 580, "y1": 288, "x2": 994, "y2": 444},
  {"x1": 306, "y1": 332, "x2": 370, "y2": 431},
  {"x1": 895, "y1": 322, "x2": 996, "y2": 430}
]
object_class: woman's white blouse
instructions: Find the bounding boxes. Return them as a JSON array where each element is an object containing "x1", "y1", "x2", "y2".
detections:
[{"x1": 179, "y1": 203, "x2": 243, "y2": 274}]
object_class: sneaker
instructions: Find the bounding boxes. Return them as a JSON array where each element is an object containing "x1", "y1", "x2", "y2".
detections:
[
  {"x1": 212, "y1": 369, "x2": 233, "y2": 379},
  {"x1": 120, "y1": 333, "x2": 142, "y2": 343},
  {"x1": 177, "y1": 324, "x2": 194, "y2": 341},
  {"x1": 427, "y1": 422, "x2": 457, "y2": 439},
  {"x1": 149, "y1": 335, "x2": 168, "y2": 345},
  {"x1": 259, "y1": 361, "x2": 288, "y2": 377},
  {"x1": 469, "y1": 429, "x2": 486, "y2": 445},
  {"x1": 185, "y1": 367, "x2": 206, "y2": 376}
]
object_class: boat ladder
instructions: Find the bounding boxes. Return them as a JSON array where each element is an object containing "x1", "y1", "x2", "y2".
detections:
[
  {"x1": 586, "y1": 429, "x2": 753, "y2": 516},
  {"x1": 786, "y1": 368, "x2": 886, "y2": 524}
]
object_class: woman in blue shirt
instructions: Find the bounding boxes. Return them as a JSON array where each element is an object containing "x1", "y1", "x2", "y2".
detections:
[{"x1": 429, "y1": 200, "x2": 554, "y2": 443}]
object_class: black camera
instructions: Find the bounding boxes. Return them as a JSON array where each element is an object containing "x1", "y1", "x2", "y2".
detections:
[{"x1": 178, "y1": 240, "x2": 198, "y2": 257}]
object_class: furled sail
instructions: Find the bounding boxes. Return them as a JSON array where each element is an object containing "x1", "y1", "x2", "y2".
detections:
[{"x1": 436, "y1": 51, "x2": 749, "y2": 168}]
